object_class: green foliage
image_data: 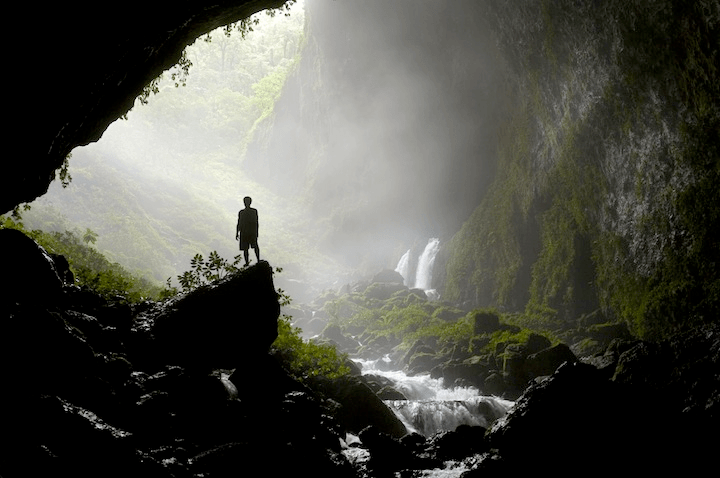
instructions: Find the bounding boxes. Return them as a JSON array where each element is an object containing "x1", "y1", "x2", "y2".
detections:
[
  {"x1": 444, "y1": 0, "x2": 719, "y2": 341},
  {"x1": 1, "y1": 216, "x2": 171, "y2": 302},
  {"x1": 272, "y1": 315, "x2": 351, "y2": 381},
  {"x1": 176, "y1": 251, "x2": 244, "y2": 293},
  {"x1": 171, "y1": 253, "x2": 349, "y2": 381},
  {"x1": 23, "y1": 3, "x2": 336, "y2": 295},
  {"x1": 56, "y1": 153, "x2": 73, "y2": 188}
]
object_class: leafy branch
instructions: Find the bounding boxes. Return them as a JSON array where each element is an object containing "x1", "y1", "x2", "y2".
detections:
[{"x1": 176, "y1": 251, "x2": 244, "y2": 293}]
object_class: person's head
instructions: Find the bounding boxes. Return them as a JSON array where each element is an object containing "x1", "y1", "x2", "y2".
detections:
[{"x1": 243, "y1": 196, "x2": 252, "y2": 207}]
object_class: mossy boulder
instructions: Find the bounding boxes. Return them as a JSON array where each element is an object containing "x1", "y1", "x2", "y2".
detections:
[{"x1": 473, "y1": 310, "x2": 501, "y2": 334}]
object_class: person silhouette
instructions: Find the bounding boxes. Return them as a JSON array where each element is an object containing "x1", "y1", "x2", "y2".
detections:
[{"x1": 236, "y1": 196, "x2": 260, "y2": 266}]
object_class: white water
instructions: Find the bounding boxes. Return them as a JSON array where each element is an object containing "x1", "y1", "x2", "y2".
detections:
[
  {"x1": 395, "y1": 238, "x2": 441, "y2": 296},
  {"x1": 395, "y1": 249, "x2": 412, "y2": 286},
  {"x1": 414, "y1": 238, "x2": 440, "y2": 291},
  {"x1": 357, "y1": 358, "x2": 514, "y2": 437}
]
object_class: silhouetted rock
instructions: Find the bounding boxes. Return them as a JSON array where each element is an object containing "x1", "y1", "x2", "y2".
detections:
[
  {"x1": 467, "y1": 327, "x2": 719, "y2": 476},
  {"x1": 524, "y1": 343, "x2": 577, "y2": 378},
  {"x1": 472, "y1": 310, "x2": 500, "y2": 334},
  {"x1": 310, "y1": 375, "x2": 408, "y2": 438},
  {"x1": 0, "y1": 228, "x2": 63, "y2": 305},
  {"x1": 425, "y1": 424, "x2": 488, "y2": 461},
  {"x1": 149, "y1": 260, "x2": 280, "y2": 371}
]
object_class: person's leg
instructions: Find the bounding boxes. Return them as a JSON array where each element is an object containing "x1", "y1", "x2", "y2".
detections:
[
  {"x1": 244, "y1": 249, "x2": 250, "y2": 265},
  {"x1": 254, "y1": 243, "x2": 260, "y2": 261}
]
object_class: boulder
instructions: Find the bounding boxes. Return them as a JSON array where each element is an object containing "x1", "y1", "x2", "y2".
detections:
[
  {"x1": 407, "y1": 352, "x2": 442, "y2": 375},
  {"x1": 587, "y1": 322, "x2": 632, "y2": 344},
  {"x1": 364, "y1": 281, "x2": 408, "y2": 300},
  {"x1": 425, "y1": 424, "x2": 489, "y2": 461},
  {"x1": 359, "y1": 426, "x2": 423, "y2": 474},
  {"x1": 27, "y1": 396, "x2": 145, "y2": 478},
  {"x1": 402, "y1": 340, "x2": 435, "y2": 367},
  {"x1": 320, "y1": 324, "x2": 359, "y2": 353},
  {"x1": 372, "y1": 269, "x2": 405, "y2": 284},
  {"x1": 525, "y1": 343, "x2": 577, "y2": 378},
  {"x1": 482, "y1": 372, "x2": 506, "y2": 396},
  {"x1": 432, "y1": 306, "x2": 466, "y2": 322},
  {"x1": 0, "y1": 228, "x2": 63, "y2": 305},
  {"x1": 440, "y1": 360, "x2": 489, "y2": 389},
  {"x1": 149, "y1": 260, "x2": 280, "y2": 371},
  {"x1": 525, "y1": 333, "x2": 552, "y2": 354},
  {"x1": 311, "y1": 375, "x2": 407, "y2": 438},
  {"x1": 472, "y1": 310, "x2": 501, "y2": 334}
]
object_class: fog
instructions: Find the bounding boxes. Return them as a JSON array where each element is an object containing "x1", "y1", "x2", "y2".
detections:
[
  {"x1": 27, "y1": 0, "x2": 507, "y2": 300},
  {"x1": 243, "y1": 0, "x2": 507, "y2": 270}
]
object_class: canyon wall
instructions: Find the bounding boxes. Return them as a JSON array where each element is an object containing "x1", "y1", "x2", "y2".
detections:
[{"x1": 441, "y1": 0, "x2": 719, "y2": 339}]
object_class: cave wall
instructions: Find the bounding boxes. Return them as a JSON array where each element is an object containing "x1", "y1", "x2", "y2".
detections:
[
  {"x1": 442, "y1": 0, "x2": 720, "y2": 339},
  {"x1": 5, "y1": 0, "x2": 285, "y2": 215}
]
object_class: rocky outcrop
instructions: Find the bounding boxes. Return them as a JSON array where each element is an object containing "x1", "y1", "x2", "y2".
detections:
[
  {"x1": 466, "y1": 325, "x2": 720, "y2": 474},
  {"x1": 147, "y1": 261, "x2": 280, "y2": 372},
  {"x1": 0, "y1": 230, "x2": 358, "y2": 478}
]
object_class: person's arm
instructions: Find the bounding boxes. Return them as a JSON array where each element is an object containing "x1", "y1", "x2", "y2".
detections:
[{"x1": 236, "y1": 212, "x2": 241, "y2": 240}]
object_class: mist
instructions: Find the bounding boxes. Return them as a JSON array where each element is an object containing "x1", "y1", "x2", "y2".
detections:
[
  {"x1": 26, "y1": 0, "x2": 507, "y2": 300},
  {"x1": 244, "y1": 0, "x2": 507, "y2": 270}
]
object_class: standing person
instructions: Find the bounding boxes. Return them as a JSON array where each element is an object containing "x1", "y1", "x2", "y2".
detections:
[{"x1": 236, "y1": 196, "x2": 260, "y2": 266}]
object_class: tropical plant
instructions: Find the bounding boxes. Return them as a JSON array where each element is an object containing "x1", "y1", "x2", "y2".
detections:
[{"x1": 176, "y1": 251, "x2": 245, "y2": 293}]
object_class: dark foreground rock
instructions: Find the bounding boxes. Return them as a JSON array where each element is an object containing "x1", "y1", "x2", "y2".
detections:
[
  {"x1": 147, "y1": 261, "x2": 280, "y2": 371},
  {"x1": 464, "y1": 325, "x2": 720, "y2": 475},
  {"x1": 2, "y1": 229, "x2": 719, "y2": 478},
  {"x1": 0, "y1": 231, "x2": 357, "y2": 478}
]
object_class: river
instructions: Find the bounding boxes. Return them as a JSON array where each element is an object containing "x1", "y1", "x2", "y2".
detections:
[{"x1": 341, "y1": 356, "x2": 515, "y2": 477}]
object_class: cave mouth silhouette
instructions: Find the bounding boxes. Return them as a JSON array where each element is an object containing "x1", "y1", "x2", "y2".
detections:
[{"x1": 6, "y1": 0, "x2": 289, "y2": 215}]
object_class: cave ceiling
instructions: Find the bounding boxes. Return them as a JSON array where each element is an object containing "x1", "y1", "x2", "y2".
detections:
[{"x1": 5, "y1": 0, "x2": 285, "y2": 214}]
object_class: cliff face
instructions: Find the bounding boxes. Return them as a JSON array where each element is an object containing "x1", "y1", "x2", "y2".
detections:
[{"x1": 441, "y1": 0, "x2": 720, "y2": 339}]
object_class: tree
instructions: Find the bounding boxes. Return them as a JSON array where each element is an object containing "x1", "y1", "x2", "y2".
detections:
[{"x1": 83, "y1": 228, "x2": 98, "y2": 245}]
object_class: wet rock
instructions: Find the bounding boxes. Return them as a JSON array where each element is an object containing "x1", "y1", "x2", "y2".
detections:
[
  {"x1": 310, "y1": 375, "x2": 407, "y2": 438},
  {"x1": 425, "y1": 424, "x2": 488, "y2": 461},
  {"x1": 358, "y1": 426, "x2": 425, "y2": 475}
]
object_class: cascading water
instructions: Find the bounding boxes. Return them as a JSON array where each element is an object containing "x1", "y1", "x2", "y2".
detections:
[
  {"x1": 414, "y1": 238, "x2": 440, "y2": 291},
  {"x1": 395, "y1": 238, "x2": 441, "y2": 298},
  {"x1": 395, "y1": 249, "x2": 411, "y2": 286},
  {"x1": 357, "y1": 358, "x2": 514, "y2": 437}
]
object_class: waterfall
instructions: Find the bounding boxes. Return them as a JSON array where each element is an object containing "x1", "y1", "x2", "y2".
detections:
[
  {"x1": 414, "y1": 238, "x2": 440, "y2": 291},
  {"x1": 388, "y1": 398, "x2": 512, "y2": 437},
  {"x1": 357, "y1": 359, "x2": 514, "y2": 438},
  {"x1": 395, "y1": 249, "x2": 411, "y2": 286}
]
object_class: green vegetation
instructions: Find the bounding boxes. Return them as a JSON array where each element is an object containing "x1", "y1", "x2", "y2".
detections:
[
  {"x1": 3, "y1": 213, "x2": 350, "y2": 381},
  {"x1": 272, "y1": 315, "x2": 352, "y2": 381},
  {"x1": 176, "y1": 251, "x2": 244, "y2": 293},
  {"x1": 1, "y1": 216, "x2": 171, "y2": 302},
  {"x1": 20, "y1": 3, "x2": 338, "y2": 294},
  {"x1": 443, "y1": 0, "x2": 719, "y2": 341},
  {"x1": 321, "y1": 286, "x2": 555, "y2": 360}
]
